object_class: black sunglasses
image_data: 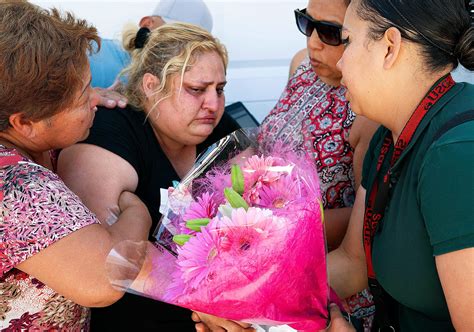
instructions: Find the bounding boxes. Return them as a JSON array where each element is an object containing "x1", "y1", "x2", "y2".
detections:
[{"x1": 294, "y1": 8, "x2": 343, "y2": 46}]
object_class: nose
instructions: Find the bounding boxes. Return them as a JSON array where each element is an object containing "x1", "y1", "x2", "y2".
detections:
[
  {"x1": 202, "y1": 90, "x2": 223, "y2": 113},
  {"x1": 307, "y1": 29, "x2": 324, "y2": 51},
  {"x1": 89, "y1": 88, "x2": 100, "y2": 112}
]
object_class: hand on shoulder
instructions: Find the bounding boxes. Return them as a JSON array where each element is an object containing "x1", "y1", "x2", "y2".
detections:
[{"x1": 94, "y1": 80, "x2": 128, "y2": 109}]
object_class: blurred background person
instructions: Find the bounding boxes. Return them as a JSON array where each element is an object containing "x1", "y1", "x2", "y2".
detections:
[
  {"x1": 89, "y1": 0, "x2": 213, "y2": 88},
  {"x1": 0, "y1": 1, "x2": 151, "y2": 330},
  {"x1": 58, "y1": 23, "x2": 240, "y2": 330}
]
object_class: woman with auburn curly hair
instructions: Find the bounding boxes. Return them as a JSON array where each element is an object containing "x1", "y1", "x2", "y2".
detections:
[{"x1": 0, "y1": 1, "x2": 151, "y2": 330}]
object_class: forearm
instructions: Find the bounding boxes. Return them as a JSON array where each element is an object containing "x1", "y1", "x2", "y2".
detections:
[
  {"x1": 328, "y1": 246, "x2": 367, "y2": 299},
  {"x1": 324, "y1": 207, "x2": 352, "y2": 251},
  {"x1": 17, "y1": 199, "x2": 151, "y2": 307},
  {"x1": 108, "y1": 200, "x2": 151, "y2": 243},
  {"x1": 327, "y1": 187, "x2": 369, "y2": 298}
]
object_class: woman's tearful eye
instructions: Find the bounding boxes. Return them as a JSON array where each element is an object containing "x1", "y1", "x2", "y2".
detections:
[{"x1": 188, "y1": 87, "x2": 205, "y2": 95}]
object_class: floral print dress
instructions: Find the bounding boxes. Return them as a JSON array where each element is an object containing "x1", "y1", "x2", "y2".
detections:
[
  {"x1": 259, "y1": 59, "x2": 375, "y2": 329},
  {"x1": 0, "y1": 145, "x2": 99, "y2": 331}
]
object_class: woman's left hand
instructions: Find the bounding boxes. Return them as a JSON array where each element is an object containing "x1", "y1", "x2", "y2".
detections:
[{"x1": 94, "y1": 81, "x2": 127, "y2": 109}]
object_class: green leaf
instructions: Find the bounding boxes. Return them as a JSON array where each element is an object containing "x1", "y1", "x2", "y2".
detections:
[
  {"x1": 173, "y1": 234, "x2": 192, "y2": 246},
  {"x1": 224, "y1": 187, "x2": 249, "y2": 210},
  {"x1": 186, "y1": 218, "x2": 210, "y2": 232},
  {"x1": 231, "y1": 164, "x2": 245, "y2": 195}
]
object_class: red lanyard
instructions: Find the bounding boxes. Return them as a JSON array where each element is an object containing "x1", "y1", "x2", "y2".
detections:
[{"x1": 363, "y1": 75, "x2": 455, "y2": 279}]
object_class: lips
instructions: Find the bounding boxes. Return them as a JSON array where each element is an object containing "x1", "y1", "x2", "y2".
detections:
[
  {"x1": 310, "y1": 58, "x2": 323, "y2": 67},
  {"x1": 195, "y1": 116, "x2": 216, "y2": 124}
]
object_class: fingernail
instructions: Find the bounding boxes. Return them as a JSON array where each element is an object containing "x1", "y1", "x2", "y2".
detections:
[
  {"x1": 118, "y1": 100, "x2": 126, "y2": 108},
  {"x1": 107, "y1": 99, "x2": 115, "y2": 107}
]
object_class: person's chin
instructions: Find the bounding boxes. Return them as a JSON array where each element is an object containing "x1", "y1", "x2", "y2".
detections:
[
  {"x1": 196, "y1": 123, "x2": 215, "y2": 135},
  {"x1": 347, "y1": 100, "x2": 362, "y2": 115},
  {"x1": 313, "y1": 66, "x2": 331, "y2": 79},
  {"x1": 78, "y1": 128, "x2": 91, "y2": 142},
  {"x1": 344, "y1": 89, "x2": 351, "y2": 102}
]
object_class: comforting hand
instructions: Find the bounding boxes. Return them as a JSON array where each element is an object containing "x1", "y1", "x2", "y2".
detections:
[
  {"x1": 94, "y1": 81, "x2": 127, "y2": 109},
  {"x1": 324, "y1": 304, "x2": 355, "y2": 332},
  {"x1": 192, "y1": 312, "x2": 255, "y2": 332}
]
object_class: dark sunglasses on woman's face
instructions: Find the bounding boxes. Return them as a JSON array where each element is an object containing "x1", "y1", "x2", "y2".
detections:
[{"x1": 294, "y1": 8, "x2": 343, "y2": 46}]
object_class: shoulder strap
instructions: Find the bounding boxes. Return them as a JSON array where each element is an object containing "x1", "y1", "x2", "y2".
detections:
[{"x1": 432, "y1": 110, "x2": 474, "y2": 142}]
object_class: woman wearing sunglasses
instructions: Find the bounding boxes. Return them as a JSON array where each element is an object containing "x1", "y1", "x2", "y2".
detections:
[
  {"x1": 258, "y1": 0, "x2": 377, "y2": 329},
  {"x1": 326, "y1": 0, "x2": 474, "y2": 331},
  {"x1": 193, "y1": 0, "x2": 377, "y2": 331}
]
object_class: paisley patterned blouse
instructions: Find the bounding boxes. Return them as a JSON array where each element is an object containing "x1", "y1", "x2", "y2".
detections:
[
  {"x1": 260, "y1": 58, "x2": 355, "y2": 209},
  {"x1": 0, "y1": 145, "x2": 99, "y2": 331}
]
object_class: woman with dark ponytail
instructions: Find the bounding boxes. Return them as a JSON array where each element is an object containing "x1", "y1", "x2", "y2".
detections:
[{"x1": 326, "y1": 0, "x2": 474, "y2": 331}]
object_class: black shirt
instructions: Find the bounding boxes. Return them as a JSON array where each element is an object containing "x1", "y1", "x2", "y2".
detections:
[{"x1": 83, "y1": 106, "x2": 240, "y2": 331}]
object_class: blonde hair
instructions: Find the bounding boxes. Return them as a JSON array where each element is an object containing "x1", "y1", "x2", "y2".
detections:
[{"x1": 120, "y1": 22, "x2": 228, "y2": 110}]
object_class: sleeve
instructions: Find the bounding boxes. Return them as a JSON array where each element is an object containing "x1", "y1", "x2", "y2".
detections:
[
  {"x1": 82, "y1": 106, "x2": 144, "y2": 175},
  {"x1": 418, "y1": 123, "x2": 474, "y2": 256},
  {"x1": 0, "y1": 162, "x2": 99, "y2": 275}
]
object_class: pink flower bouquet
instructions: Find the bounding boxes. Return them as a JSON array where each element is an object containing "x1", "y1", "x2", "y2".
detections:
[{"x1": 106, "y1": 129, "x2": 330, "y2": 331}]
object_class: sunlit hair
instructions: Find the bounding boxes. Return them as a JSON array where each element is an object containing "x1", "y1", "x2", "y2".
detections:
[
  {"x1": 356, "y1": 0, "x2": 474, "y2": 72},
  {"x1": 0, "y1": 0, "x2": 99, "y2": 131},
  {"x1": 120, "y1": 22, "x2": 228, "y2": 111}
]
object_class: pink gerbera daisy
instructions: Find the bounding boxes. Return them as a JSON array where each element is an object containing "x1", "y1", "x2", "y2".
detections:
[
  {"x1": 242, "y1": 155, "x2": 279, "y2": 187},
  {"x1": 242, "y1": 155, "x2": 294, "y2": 205},
  {"x1": 258, "y1": 174, "x2": 300, "y2": 209},
  {"x1": 175, "y1": 219, "x2": 221, "y2": 290},
  {"x1": 183, "y1": 192, "x2": 218, "y2": 221},
  {"x1": 218, "y1": 207, "x2": 284, "y2": 253}
]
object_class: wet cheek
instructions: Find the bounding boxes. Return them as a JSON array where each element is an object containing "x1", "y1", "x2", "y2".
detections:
[
  {"x1": 216, "y1": 108, "x2": 225, "y2": 121},
  {"x1": 218, "y1": 96, "x2": 225, "y2": 107}
]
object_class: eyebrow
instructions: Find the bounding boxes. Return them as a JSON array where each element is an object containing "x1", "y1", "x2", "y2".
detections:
[{"x1": 189, "y1": 80, "x2": 227, "y2": 86}]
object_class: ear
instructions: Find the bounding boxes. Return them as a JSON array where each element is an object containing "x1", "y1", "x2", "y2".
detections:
[
  {"x1": 8, "y1": 113, "x2": 37, "y2": 138},
  {"x1": 139, "y1": 16, "x2": 155, "y2": 29},
  {"x1": 142, "y1": 73, "x2": 160, "y2": 99},
  {"x1": 382, "y1": 27, "x2": 402, "y2": 70}
]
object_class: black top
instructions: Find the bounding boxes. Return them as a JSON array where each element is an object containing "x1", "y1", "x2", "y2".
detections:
[{"x1": 83, "y1": 106, "x2": 240, "y2": 331}]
